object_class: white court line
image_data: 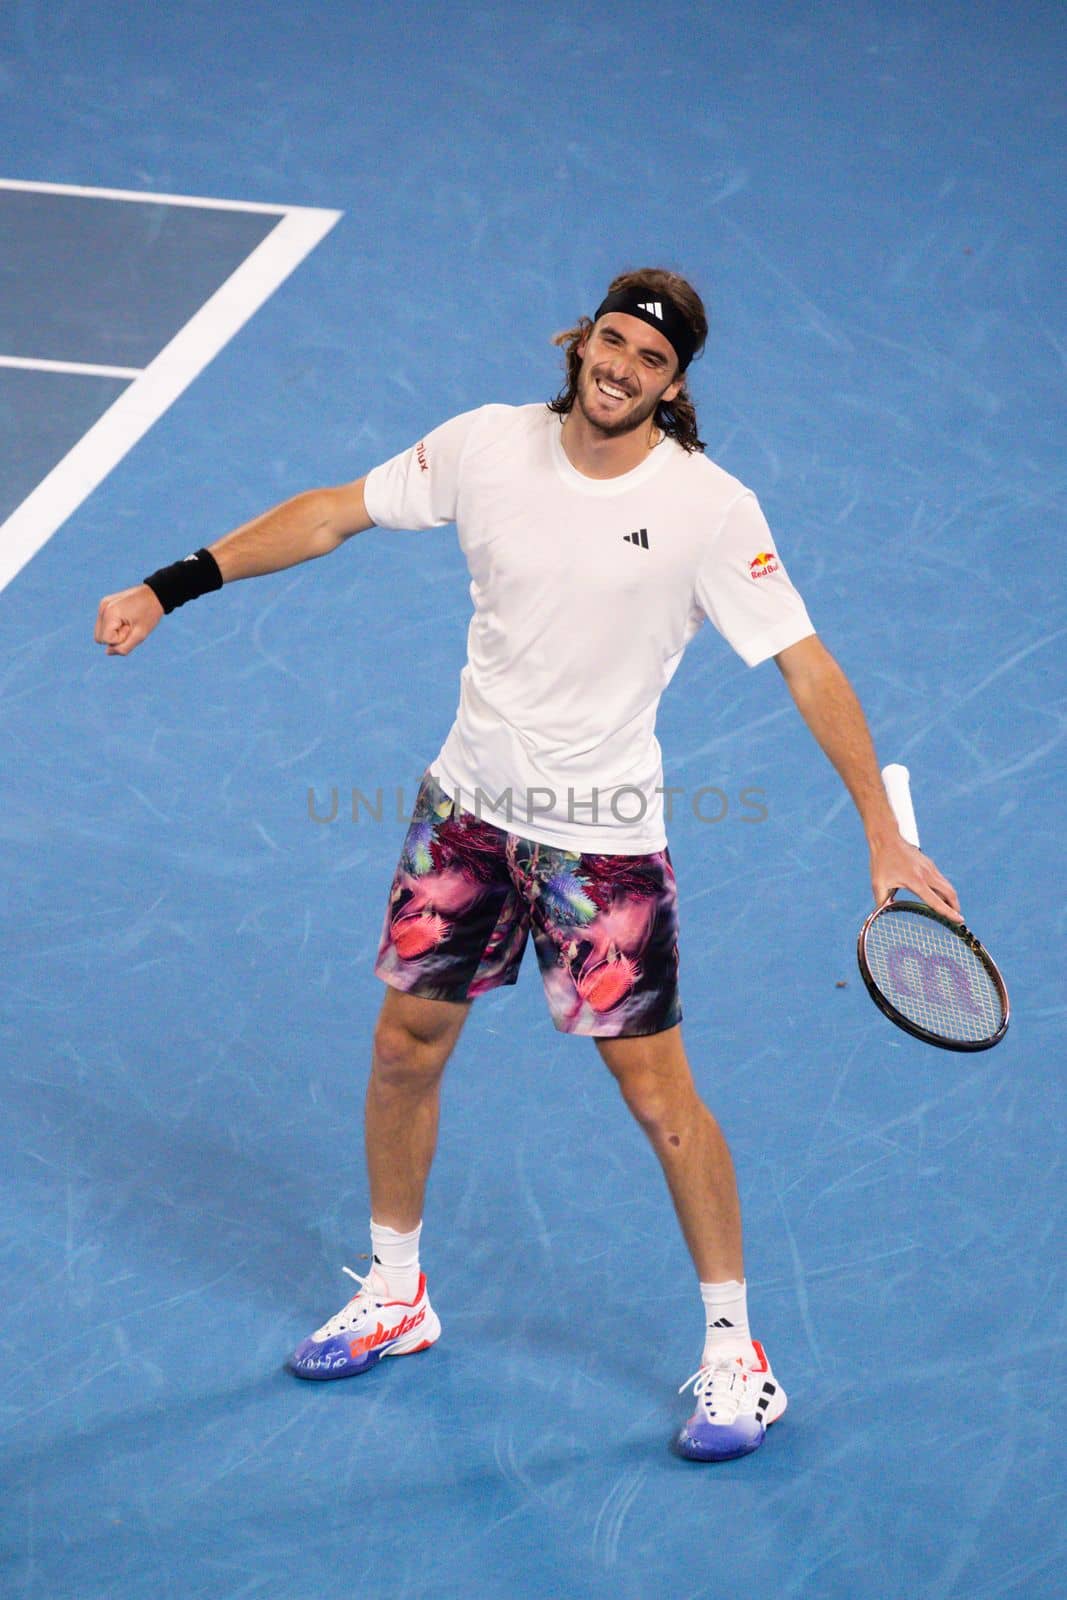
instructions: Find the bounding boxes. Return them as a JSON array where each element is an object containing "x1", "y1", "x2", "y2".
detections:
[
  {"x1": 0, "y1": 194, "x2": 341, "y2": 595},
  {"x1": 0, "y1": 176, "x2": 291, "y2": 215},
  {"x1": 0, "y1": 355, "x2": 143, "y2": 380}
]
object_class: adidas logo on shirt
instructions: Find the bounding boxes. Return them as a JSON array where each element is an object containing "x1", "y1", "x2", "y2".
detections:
[
  {"x1": 623, "y1": 528, "x2": 650, "y2": 549},
  {"x1": 637, "y1": 301, "x2": 664, "y2": 319}
]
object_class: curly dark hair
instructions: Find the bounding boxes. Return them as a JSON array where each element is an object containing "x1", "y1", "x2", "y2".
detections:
[{"x1": 547, "y1": 268, "x2": 708, "y2": 453}]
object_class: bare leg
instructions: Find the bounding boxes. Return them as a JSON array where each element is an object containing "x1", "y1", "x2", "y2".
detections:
[
  {"x1": 595, "y1": 1025, "x2": 743, "y2": 1282},
  {"x1": 364, "y1": 987, "x2": 470, "y2": 1231}
]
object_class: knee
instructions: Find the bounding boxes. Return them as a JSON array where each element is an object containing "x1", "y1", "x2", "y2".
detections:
[
  {"x1": 615, "y1": 1065, "x2": 695, "y2": 1142},
  {"x1": 372, "y1": 1016, "x2": 448, "y2": 1091}
]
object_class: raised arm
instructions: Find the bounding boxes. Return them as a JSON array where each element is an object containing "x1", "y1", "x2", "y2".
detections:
[
  {"x1": 94, "y1": 476, "x2": 374, "y2": 656},
  {"x1": 774, "y1": 634, "x2": 962, "y2": 920},
  {"x1": 208, "y1": 476, "x2": 374, "y2": 581}
]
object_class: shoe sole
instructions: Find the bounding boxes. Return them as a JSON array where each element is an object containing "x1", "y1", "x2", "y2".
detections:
[
  {"x1": 287, "y1": 1336, "x2": 438, "y2": 1381},
  {"x1": 673, "y1": 1397, "x2": 787, "y2": 1462}
]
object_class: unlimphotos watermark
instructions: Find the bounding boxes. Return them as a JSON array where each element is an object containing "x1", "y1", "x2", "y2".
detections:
[{"x1": 306, "y1": 782, "x2": 769, "y2": 826}]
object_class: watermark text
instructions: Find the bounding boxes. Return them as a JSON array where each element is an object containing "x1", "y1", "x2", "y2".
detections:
[{"x1": 306, "y1": 782, "x2": 769, "y2": 826}]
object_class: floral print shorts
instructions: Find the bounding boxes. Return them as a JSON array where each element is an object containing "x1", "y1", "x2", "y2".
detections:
[{"x1": 374, "y1": 772, "x2": 682, "y2": 1038}]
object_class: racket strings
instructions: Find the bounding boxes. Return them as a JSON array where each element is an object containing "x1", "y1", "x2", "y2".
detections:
[{"x1": 863, "y1": 910, "x2": 1004, "y2": 1043}]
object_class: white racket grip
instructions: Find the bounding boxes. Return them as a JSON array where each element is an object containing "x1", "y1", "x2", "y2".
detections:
[{"x1": 882, "y1": 763, "x2": 920, "y2": 848}]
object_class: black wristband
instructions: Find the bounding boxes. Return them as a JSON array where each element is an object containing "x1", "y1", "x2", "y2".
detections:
[{"x1": 143, "y1": 548, "x2": 223, "y2": 614}]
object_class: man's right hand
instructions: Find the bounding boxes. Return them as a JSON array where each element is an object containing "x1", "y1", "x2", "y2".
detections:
[{"x1": 94, "y1": 584, "x2": 165, "y2": 656}]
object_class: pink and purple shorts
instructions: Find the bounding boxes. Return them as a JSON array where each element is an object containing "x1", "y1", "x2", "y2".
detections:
[{"x1": 374, "y1": 772, "x2": 682, "y2": 1038}]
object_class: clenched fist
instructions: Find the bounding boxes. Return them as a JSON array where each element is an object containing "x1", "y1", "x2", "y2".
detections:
[{"x1": 94, "y1": 584, "x2": 165, "y2": 656}]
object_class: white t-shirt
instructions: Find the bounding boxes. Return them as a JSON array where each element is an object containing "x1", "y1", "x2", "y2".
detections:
[{"x1": 363, "y1": 403, "x2": 814, "y2": 853}]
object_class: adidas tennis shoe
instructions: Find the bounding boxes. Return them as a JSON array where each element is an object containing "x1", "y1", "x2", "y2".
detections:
[
  {"x1": 287, "y1": 1266, "x2": 440, "y2": 1380},
  {"x1": 674, "y1": 1340, "x2": 786, "y2": 1461}
]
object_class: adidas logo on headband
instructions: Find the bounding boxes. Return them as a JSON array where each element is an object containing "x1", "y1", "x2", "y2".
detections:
[{"x1": 593, "y1": 286, "x2": 699, "y2": 369}]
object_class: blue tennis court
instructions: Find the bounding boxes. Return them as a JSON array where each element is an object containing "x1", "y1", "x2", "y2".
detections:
[{"x1": 1, "y1": 3, "x2": 1063, "y2": 1597}]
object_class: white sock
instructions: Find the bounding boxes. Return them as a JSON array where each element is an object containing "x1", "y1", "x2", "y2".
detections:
[
  {"x1": 700, "y1": 1279, "x2": 753, "y2": 1364},
  {"x1": 369, "y1": 1219, "x2": 422, "y2": 1302}
]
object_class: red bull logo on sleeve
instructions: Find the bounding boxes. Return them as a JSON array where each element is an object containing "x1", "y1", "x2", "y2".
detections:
[{"x1": 749, "y1": 551, "x2": 779, "y2": 580}]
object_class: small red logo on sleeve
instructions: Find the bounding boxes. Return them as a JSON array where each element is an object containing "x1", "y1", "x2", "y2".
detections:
[
  {"x1": 749, "y1": 551, "x2": 779, "y2": 579},
  {"x1": 416, "y1": 441, "x2": 429, "y2": 473}
]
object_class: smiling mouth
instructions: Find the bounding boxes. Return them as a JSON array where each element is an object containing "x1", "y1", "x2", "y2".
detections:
[{"x1": 594, "y1": 377, "x2": 633, "y2": 403}]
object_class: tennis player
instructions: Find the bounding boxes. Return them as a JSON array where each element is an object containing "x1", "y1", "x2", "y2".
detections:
[{"x1": 95, "y1": 268, "x2": 961, "y2": 1461}]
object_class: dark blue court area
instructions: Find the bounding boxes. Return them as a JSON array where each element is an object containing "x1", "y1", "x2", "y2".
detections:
[
  {"x1": 0, "y1": 186, "x2": 284, "y2": 524},
  {"x1": 1, "y1": 4, "x2": 1064, "y2": 1597}
]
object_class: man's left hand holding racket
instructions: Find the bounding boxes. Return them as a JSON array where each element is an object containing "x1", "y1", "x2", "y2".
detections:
[{"x1": 866, "y1": 825, "x2": 963, "y2": 925}]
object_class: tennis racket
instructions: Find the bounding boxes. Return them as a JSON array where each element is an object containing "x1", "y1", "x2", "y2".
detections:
[{"x1": 856, "y1": 765, "x2": 1009, "y2": 1051}]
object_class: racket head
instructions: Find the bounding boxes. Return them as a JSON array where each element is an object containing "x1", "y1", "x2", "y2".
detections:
[{"x1": 857, "y1": 897, "x2": 1009, "y2": 1051}]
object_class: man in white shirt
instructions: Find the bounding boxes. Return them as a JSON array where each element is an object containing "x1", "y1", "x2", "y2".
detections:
[{"x1": 95, "y1": 267, "x2": 961, "y2": 1461}]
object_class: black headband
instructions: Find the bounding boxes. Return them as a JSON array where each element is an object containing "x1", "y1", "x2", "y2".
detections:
[{"x1": 593, "y1": 288, "x2": 699, "y2": 372}]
